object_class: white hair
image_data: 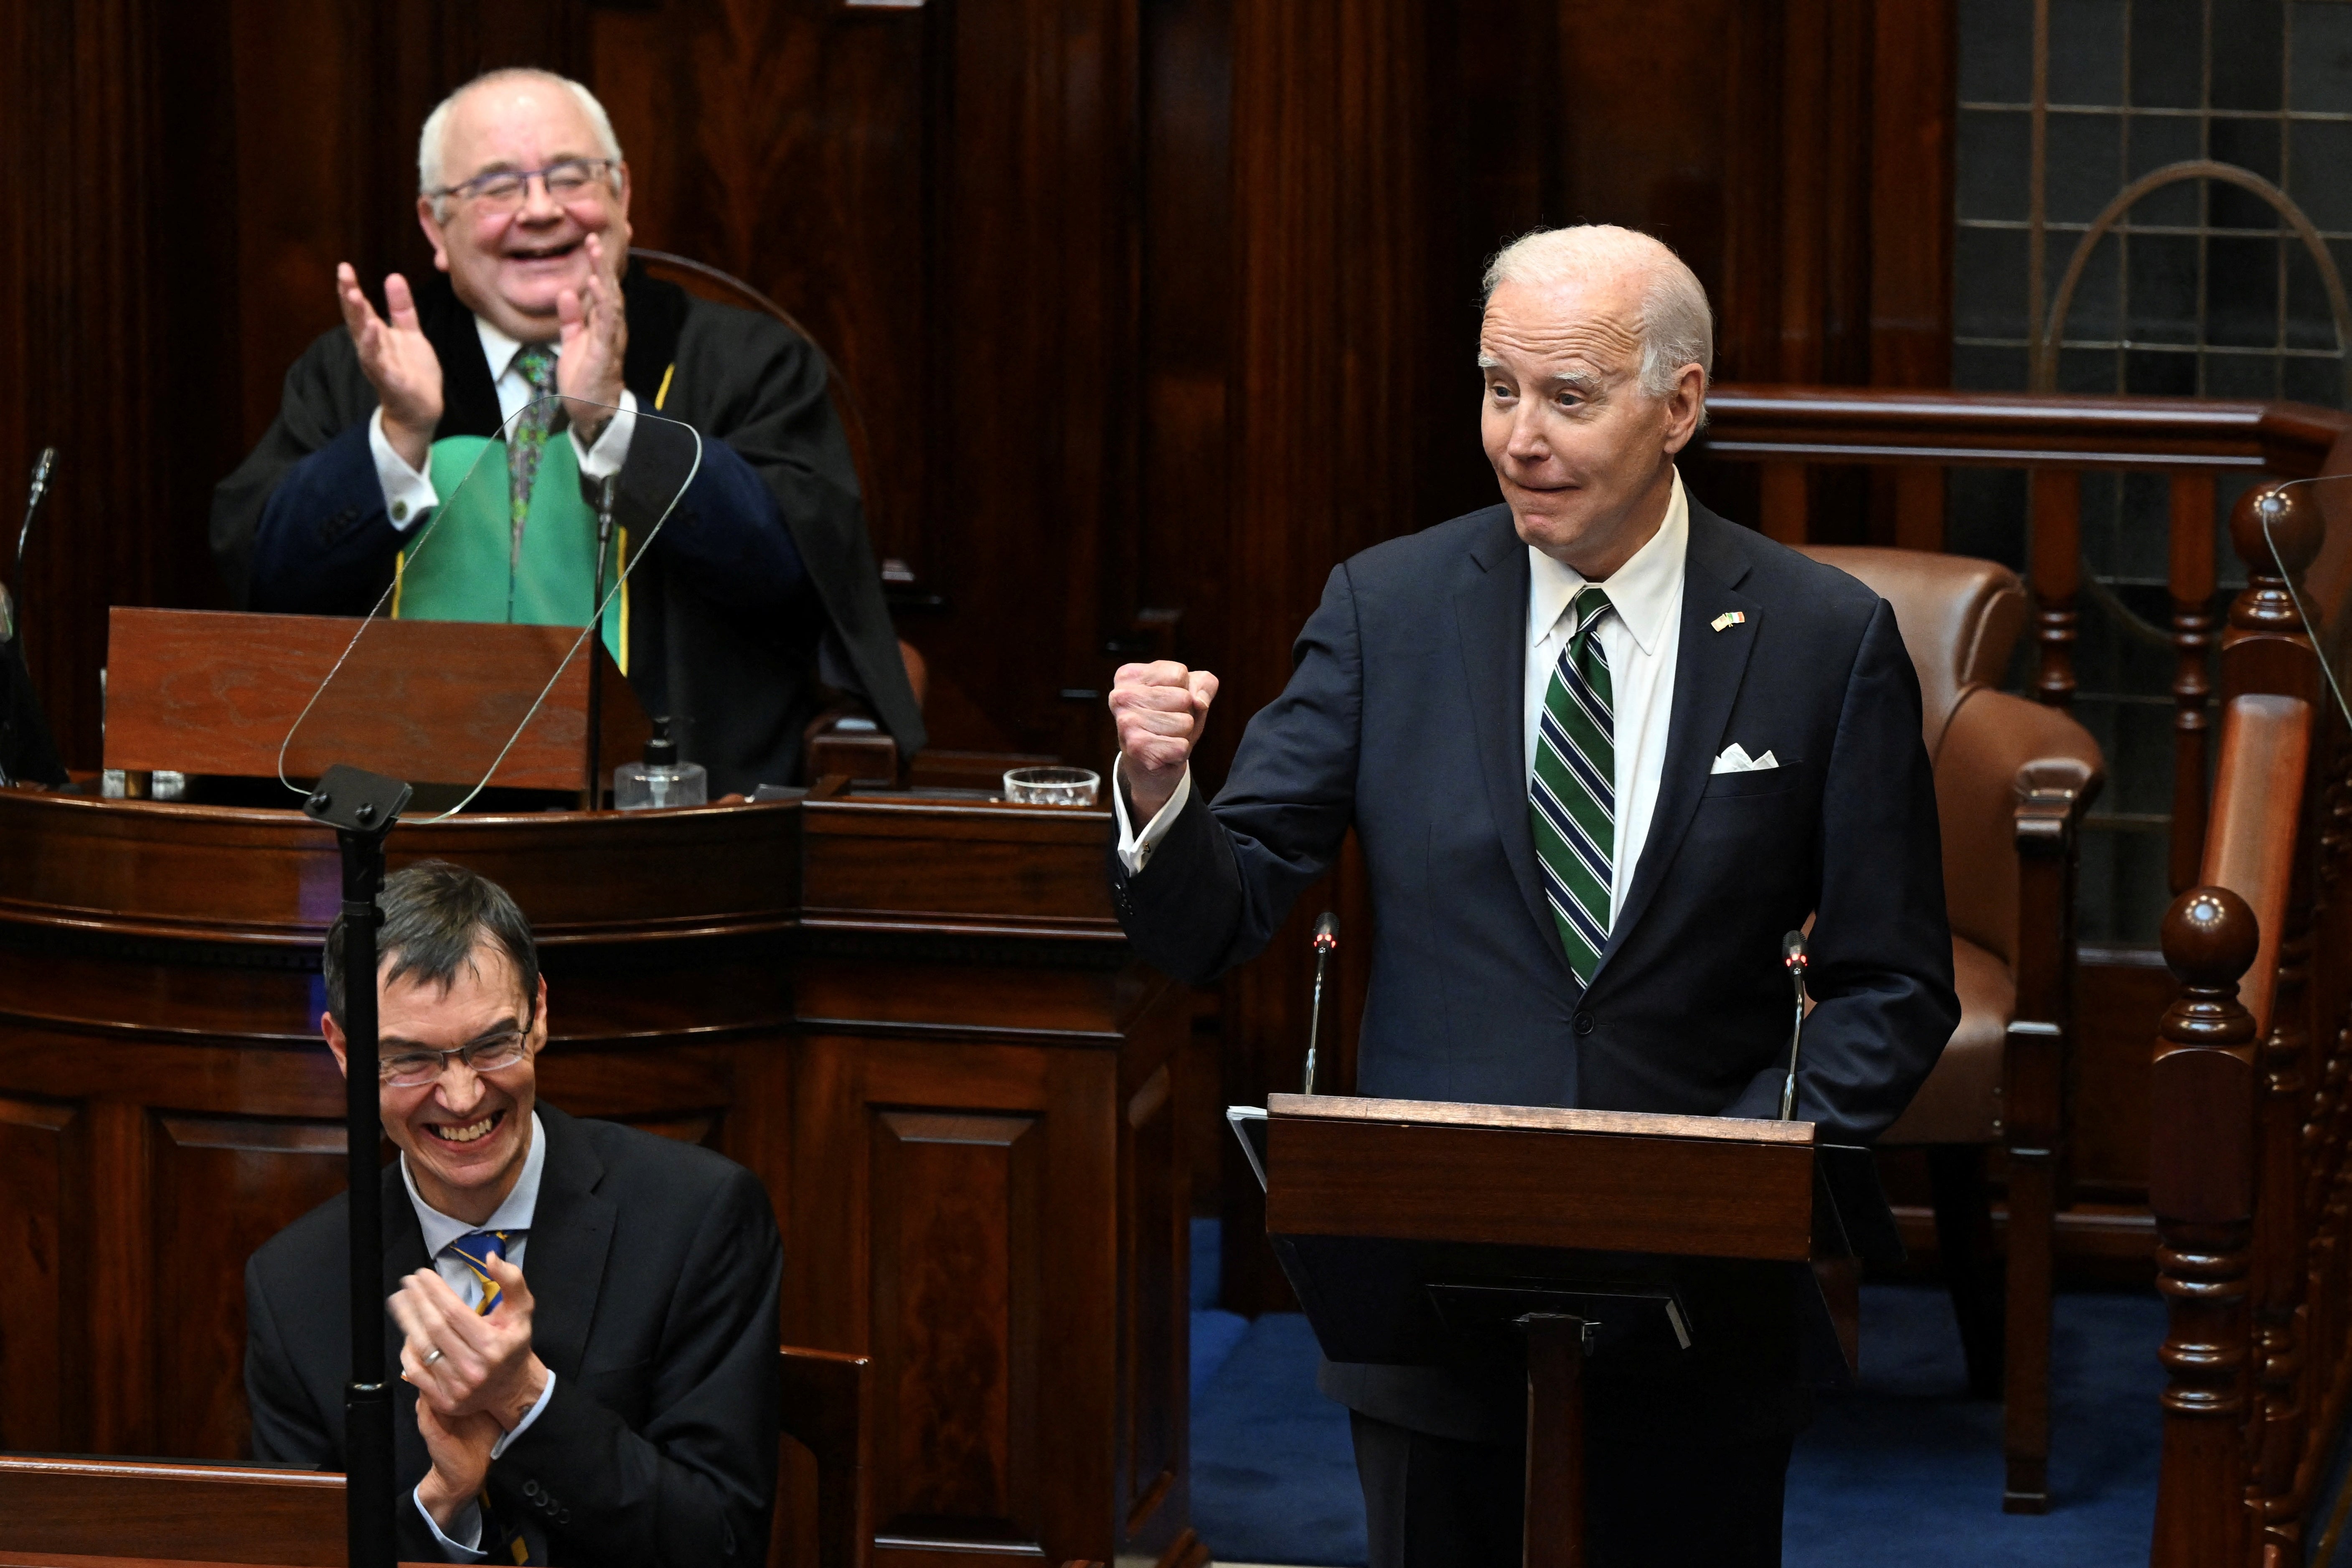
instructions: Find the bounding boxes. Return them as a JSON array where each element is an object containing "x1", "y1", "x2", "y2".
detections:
[
  {"x1": 1481, "y1": 225, "x2": 1714, "y2": 409},
  {"x1": 418, "y1": 68, "x2": 625, "y2": 215}
]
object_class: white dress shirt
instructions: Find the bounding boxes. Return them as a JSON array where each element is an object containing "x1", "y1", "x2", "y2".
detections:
[
  {"x1": 1523, "y1": 472, "x2": 1687, "y2": 925},
  {"x1": 368, "y1": 316, "x2": 640, "y2": 533},
  {"x1": 1115, "y1": 471, "x2": 1691, "y2": 935},
  {"x1": 401, "y1": 1111, "x2": 559, "y2": 1561}
]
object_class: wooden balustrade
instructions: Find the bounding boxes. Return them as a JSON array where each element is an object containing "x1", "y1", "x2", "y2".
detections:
[
  {"x1": 1702, "y1": 385, "x2": 2352, "y2": 897},
  {"x1": 2146, "y1": 474, "x2": 2352, "y2": 1566}
]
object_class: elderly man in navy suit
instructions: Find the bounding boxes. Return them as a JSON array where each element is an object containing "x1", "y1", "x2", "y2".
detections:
[{"x1": 1107, "y1": 225, "x2": 1957, "y2": 1567}]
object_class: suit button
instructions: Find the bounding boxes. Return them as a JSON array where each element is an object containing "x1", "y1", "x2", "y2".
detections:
[
  {"x1": 1574, "y1": 1013, "x2": 1595, "y2": 1036},
  {"x1": 524, "y1": 1480, "x2": 541, "y2": 1498}
]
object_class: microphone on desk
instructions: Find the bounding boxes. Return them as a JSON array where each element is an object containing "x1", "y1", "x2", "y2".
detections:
[
  {"x1": 1779, "y1": 930, "x2": 1809, "y2": 1120},
  {"x1": 1303, "y1": 911, "x2": 1338, "y2": 1095}
]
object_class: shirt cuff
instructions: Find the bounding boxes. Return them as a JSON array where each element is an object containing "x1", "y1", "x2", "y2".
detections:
[
  {"x1": 369, "y1": 408, "x2": 439, "y2": 533},
  {"x1": 414, "y1": 1485, "x2": 488, "y2": 1562},
  {"x1": 572, "y1": 388, "x2": 638, "y2": 480},
  {"x1": 1112, "y1": 757, "x2": 1191, "y2": 875},
  {"x1": 490, "y1": 1369, "x2": 556, "y2": 1459}
]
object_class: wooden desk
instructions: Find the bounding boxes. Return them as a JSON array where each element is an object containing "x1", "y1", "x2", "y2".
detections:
[{"x1": 0, "y1": 790, "x2": 1197, "y2": 1568}]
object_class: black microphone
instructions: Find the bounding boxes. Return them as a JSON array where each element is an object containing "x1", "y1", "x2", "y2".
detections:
[
  {"x1": 1780, "y1": 929, "x2": 1809, "y2": 1120},
  {"x1": 1303, "y1": 912, "x2": 1338, "y2": 1094}
]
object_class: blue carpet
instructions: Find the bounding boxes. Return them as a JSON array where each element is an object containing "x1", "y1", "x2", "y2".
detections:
[{"x1": 1189, "y1": 1267, "x2": 2165, "y2": 1565}]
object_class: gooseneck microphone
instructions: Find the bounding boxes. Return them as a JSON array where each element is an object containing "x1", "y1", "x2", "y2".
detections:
[
  {"x1": 1303, "y1": 911, "x2": 1339, "y2": 1094},
  {"x1": 14, "y1": 448, "x2": 55, "y2": 663},
  {"x1": 1779, "y1": 930, "x2": 1809, "y2": 1120}
]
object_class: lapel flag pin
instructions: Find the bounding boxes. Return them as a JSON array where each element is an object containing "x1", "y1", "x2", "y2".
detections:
[{"x1": 1711, "y1": 611, "x2": 1747, "y2": 632}]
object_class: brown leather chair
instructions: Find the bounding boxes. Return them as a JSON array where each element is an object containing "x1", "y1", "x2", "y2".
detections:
[{"x1": 1800, "y1": 546, "x2": 2104, "y2": 1511}]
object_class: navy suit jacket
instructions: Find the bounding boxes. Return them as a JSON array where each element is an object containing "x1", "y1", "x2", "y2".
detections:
[
  {"x1": 245, "y1": 1103, "x2": 782, "y2": 1567},
  {"x1": 1113, "y1": 494, "x2": 1958, "y2": 1439}
]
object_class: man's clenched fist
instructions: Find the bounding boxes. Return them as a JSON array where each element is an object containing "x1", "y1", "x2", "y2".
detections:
[{"x1": 1110, "y1": 661, "x2": 1219, "y2": 821}]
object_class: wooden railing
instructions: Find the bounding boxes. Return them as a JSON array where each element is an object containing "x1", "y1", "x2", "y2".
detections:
[
  {"x1": 1702, "y1": 386, "x2": 2352, "y2": 894},
  {"x1": 2145, "y1": 478, "x2": 2352, "y2": 1567}
]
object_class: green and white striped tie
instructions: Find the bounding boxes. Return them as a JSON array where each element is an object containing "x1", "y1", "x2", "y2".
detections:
[{"x1": 1529, "y1": 585, "x2": 1616, "y2": 986}]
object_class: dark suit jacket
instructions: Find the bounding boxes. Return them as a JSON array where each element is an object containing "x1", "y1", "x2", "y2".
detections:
[
  {"x1": 208, "y1": 264, "x2": 925, "y2": 793},
  {"x1": 1113, "y1": 494, "x2": 1958, "y2": 1441},
  {"x1": 245, "y1": 1103, "x2": 782, "y2": 1567}
]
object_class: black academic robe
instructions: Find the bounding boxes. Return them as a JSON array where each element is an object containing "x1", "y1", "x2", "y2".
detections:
[
  {"x1": 209, "y1": 264, "x2": 923, "y2": 794},
  {"x1": 244, "y1": 1103, "x2": 782, "y2": 1568}
]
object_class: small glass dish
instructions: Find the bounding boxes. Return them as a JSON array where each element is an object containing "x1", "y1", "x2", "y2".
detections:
[{"x1": 1004, "y1": 766, "x2": 1101, "y2": 807}]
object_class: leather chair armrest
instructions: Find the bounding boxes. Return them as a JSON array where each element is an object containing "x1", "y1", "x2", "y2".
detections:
[{"x1": 2014, "y1": 753, "x2": 2102, "y2": 858}]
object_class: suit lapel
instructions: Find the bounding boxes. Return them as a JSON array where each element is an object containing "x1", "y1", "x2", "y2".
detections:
[
  {"x1": 1595, "y1": 503, "x2": 1760, "y2": 976},
  {"x1": 414, "y1": 274, "x2": 508, "y2": 441},
  {"x1": 520, "y1": 1105, "x2": 616, "y2": 1378},
  {"x1": 1452, "y1": 513, "x2": 1574, "y2": 977}
]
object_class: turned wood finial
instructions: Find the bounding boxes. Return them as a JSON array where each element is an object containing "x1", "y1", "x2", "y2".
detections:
[
  {"x1": 2160, "y1": 886, "x2": 2261, "y2": 1050},
  {"x1": 2229, "y1": 483, "x2": 2324, "y2": 635}
]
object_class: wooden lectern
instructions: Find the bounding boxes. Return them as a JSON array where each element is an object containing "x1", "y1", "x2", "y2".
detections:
[
  {"x1": 1259, "y1": 1093, "x2": 1854, "y2": 1568},
  {"x1": 102, "y1": 606, "x2": 649, "y2": 792}
]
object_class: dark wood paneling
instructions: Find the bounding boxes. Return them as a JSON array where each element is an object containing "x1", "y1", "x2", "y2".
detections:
[
  {"x1": 0, "y1": 791, "x2": 1191, "y2": 1568},
  {"x1": 4, "y1": 0, "x2": 1967, "y2": 1324},
  {"x1": 0, "y1": 1098, "x2": 80, "y2": 1454},
  {"x1": 870, "y1": 1108, "x2": 1041, "y2": 1537},
  {"x1": 150, "y1": 1116, "x2": 348, "y2": 1461}
]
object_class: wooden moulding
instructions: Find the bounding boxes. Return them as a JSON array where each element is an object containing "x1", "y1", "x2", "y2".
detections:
[
  {"x1": 1262, "y1": 1093, "x2": 1816, "y2": 1263},
  {"x1": 0, "y1": 1456, "x2": 344, "y2": 1567},
  {"x1": 1702, "y1": 385, "x2": 2352, "y2": 473}
]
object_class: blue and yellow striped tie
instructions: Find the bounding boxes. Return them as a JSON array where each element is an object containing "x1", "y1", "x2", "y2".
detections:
[
  {"x1": 1530, "y1": 585, "x2": 1617, "y2": 986},
  {"x1": 449, "y1": 1230, "x2": 514, "y2": 1315},
  {"x1": 448, "y1": 1230, "x2": 529, "y2": 1560}
]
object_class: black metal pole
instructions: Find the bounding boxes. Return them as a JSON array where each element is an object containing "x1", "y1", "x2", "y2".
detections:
[
  {"x1": 304, "y1": 765, "x2": 410, "y2": 1568},
  {"x1": 583, "y1": 475, "x2": 617, "y2": 811}
]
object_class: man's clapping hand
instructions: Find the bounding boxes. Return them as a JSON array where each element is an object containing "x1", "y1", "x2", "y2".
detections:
[
  {"x1": 556, "y1": 231, "x2": 629, "y2": 445},
  {"x1": 392, "y1": 1254, "x2": 550, "y2": 1435},
  {"x1": 336, "y1": 264, "x2": 444, "y2": 472},
  {"x1": 1109, "y1": 660, "x2": 1219, "y2": 820}
]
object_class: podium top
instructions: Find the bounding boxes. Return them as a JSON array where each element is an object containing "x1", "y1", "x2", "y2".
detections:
[
  {"x1": 1263, "y1": 1092, "x2": 1818, "y2": 1263},
  {"x1": 1266, "y1": 1093, "x2": 1816, "y2": 1146}
]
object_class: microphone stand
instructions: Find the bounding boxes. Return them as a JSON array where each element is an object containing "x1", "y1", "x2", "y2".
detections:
[
  {"x1": 1303, "y1": 912, "x2": 1338, "y2": 1094},
  {"x1": 582, "y1": 476, "x2": 617, "y2": 811},
  {"x1": 303, "y1": 764, "x2": 412, "y2": 1568},
  {"x1": 1779, "y1": 930, "x2": 1809, "y2": 1120}
]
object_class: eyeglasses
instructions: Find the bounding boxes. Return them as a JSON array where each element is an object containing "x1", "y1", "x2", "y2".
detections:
[
  {"x1": 432, "y1": 158, "x2": 617, "y2": 213},
  {"x1": 379, "y1": 1030, "x2": 531, "y2": 1088}
]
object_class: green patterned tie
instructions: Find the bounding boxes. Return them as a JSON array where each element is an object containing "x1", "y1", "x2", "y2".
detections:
[
  {"x1": 505, "y1": 343, "x2": 558, "y2": 623},
  {"x1": 1530, "y1": 585, "x2": 1616, "y2": 986}
]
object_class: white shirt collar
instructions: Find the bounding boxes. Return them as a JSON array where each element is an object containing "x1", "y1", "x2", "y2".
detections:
[
  {"x1": 401, "y1": 1110, "x2": 548, "y2": 1260},
  {"x1": 473, "y1": 315, "x2": 556, "y2": 385},
  {"x1": 1526, "y1": 468, "x2": 1690, "y2": 659}
]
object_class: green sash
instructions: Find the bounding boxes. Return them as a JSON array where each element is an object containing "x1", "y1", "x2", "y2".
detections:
[{"x1": 393, "y1": 435, "x2": 625, "y2": 668}]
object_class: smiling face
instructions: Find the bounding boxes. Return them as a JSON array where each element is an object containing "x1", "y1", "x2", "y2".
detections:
[
  {"x1": 417, "y1": 76, "x2": 631, "y2": 343},
  {"x1": 323, "y1": 938, "x2": 546, "y2": 1225},
  {"x1": 1478, "y1": 270, "x2": 1704, "y2": 579}
]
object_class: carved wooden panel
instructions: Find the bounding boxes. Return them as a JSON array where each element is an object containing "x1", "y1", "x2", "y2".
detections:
[
  {"x1": 0, "y1": 1096, "x2": 80, "y2": 1453},
  {"x1": 151, "y1": 1114, "x2": 350, "y2": 1460},
  {"x1": 870, "y1": 1108, "x2": 1041, "y2": 1539}
]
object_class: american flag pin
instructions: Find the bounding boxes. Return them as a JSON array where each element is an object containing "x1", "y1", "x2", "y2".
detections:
[{"x1": 1711, "y1": 611, "x2": 1747, "y2": 632}]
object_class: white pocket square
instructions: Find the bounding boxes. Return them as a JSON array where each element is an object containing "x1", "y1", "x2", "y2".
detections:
[{"x1": 1711, "y1": 743, "x2": 1779, "y2": 774}]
